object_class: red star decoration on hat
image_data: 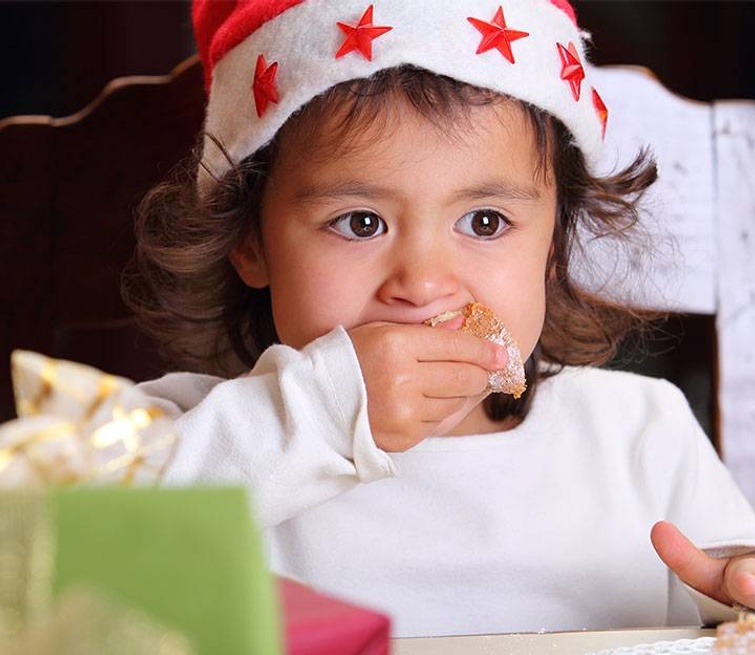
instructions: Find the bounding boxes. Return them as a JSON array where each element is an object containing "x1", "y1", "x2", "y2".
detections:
[
  {"x1": 252, "y1": 54, "x2": 279, "y2": 118},
  {"x1": 557, "y1": 41, "x2": 585, "y2": 101},
  {"x1": 467, "y1": 6, "x2": 529, "y2": 63},
  {"x1": 336, "y1": 5, "x2": 393, "y2": 61},
  {"x1": 592, "y1": 88, "x2": 608, "y2": 139}
]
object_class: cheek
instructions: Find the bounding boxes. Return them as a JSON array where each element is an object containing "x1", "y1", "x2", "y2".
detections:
[
  {"x1": 515, "y1": 225, "x2": 555, "y2": 357},
  {"x1": 482, "y1": 249, "x2": 550, "y2": 361},
  {"x1": 266, "y1": 254, "x2": 365, "y2": 348},
  {"x1": 506, "y1": 278, "x2": 547, "y2": 361}
]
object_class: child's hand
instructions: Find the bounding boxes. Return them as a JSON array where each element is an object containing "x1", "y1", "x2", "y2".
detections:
[
  {"x1": 349, "y1": 323, "x2": 509, "y2": 452},
  {"x1": 651, "y1": 520, "x2": 755, "y2": 609}
]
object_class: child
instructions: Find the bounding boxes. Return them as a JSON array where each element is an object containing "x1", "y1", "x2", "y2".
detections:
[{"x1": 124, "y1": 0, "x2": 755, "y2": 637}]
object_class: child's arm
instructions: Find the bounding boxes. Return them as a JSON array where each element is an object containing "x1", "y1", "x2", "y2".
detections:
[
  {"x1": 138, "y1": 323, "x2": 502, "y2": 527},
  {"x1": 652, "y1": 521, "x2": 755, "y2": 611},
  {"x1": 348, "y1": 322, "x2": 509, "y2": 451},
  {"x1": 138, "y1": 327, "x2": 397, "y2": 528}
]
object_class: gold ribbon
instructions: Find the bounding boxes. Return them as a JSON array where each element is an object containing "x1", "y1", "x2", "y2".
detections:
[
  {"x1": 0, "y1": 493, "x2": 53, "y2": 642},
  {"x1": 7, "y1": 586, "x2": 195, "y2": 655}
]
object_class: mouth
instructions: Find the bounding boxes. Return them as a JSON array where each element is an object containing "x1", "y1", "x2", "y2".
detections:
[{"x1": 423, "y1": 308, "x2": 465, "y2": 329}]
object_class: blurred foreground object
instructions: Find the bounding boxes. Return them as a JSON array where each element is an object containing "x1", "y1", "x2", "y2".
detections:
[
  {"x1": 0, "y1": 487, "x2": 281, "y2": 654},
  {"x1": 0, "y1": 351, "x2": 389, "y2": 654},
  {"x1": 0, "y1": 350, "x2": 178, "y2": 487}
]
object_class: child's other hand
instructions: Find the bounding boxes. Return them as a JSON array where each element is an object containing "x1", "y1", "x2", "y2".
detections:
[
  {"x1": 349, "y1": 323, "x2": 508, "y2": 452},
  {"x1": 651, "y1": 520, "x2": 755, "y2": 609}
]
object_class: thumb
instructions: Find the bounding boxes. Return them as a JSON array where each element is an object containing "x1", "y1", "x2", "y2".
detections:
[
  {"x1": 650, "y1": 521, "x2": 730, "y2": 605},
  {"x1": 723, "y1": 555, "x2": 755, "y2": 610}
]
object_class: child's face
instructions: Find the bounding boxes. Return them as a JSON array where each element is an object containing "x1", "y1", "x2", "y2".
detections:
[{"x1": 235, "y1": 98, "x2": 557, "y2": 364}]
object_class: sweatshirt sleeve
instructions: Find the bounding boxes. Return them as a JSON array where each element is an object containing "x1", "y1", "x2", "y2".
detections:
[
  {"x1": 678, "y1": 409, "x2": 755, "y2": 623},
  {"x1": 682, "y1": 425, "x2": 755, "y2": 623},
  {"x1": 137, "y1": 327, "x2": 396, "y2": 528},
  {"x1": 642, "y1": 380, "x2": 755, "y2": 624}
]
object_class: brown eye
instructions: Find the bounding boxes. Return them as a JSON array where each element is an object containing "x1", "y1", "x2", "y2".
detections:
[
  {"x1": 329, "y1": 211, "x2": 386, "y2": 240},
  {"x1": 455, "y1": 209, "x2": 509, "y2": 239}
]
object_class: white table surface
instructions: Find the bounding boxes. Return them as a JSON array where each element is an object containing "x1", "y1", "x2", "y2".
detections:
[{"x1": 392, "y1": 627, "x2": 715, "y2": 654}]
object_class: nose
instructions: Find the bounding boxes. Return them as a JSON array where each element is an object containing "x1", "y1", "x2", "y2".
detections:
[{"x1": 377, "y1": 236, "x2": 461, "y2": 308}]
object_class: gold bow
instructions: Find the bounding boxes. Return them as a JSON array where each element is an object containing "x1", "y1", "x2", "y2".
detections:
[
  {"x1": 0, "y1": 351, "x2": 179, "y2": 487},
  {"x1": 0, "y1": 347, "x2": 192, "y2": 652}
]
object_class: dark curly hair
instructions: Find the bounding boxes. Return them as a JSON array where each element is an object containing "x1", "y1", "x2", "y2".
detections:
[{"x1": 123, "y1": 65, "x2": 660, "y2": 423}]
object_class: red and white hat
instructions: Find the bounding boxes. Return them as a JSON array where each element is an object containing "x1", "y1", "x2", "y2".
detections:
[{"x1": 193, "y1": 0, "x2": 609, "y2": 184}]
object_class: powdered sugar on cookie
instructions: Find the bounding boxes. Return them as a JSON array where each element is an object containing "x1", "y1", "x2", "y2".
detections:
[{"x1": 711, "y1": 612, "x2": 755, "y2": 654}]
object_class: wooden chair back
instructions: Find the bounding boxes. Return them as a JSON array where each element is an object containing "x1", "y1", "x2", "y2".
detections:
[
  {"x1": 0, "y1": 55, "x2": 204, "y2": 421},
  {"x1": 591, "y1": 65, "x2": 755, "y2": 504}
]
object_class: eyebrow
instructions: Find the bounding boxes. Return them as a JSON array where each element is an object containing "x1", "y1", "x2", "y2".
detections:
[
  {"x1": 292, "y1": 178, "x2": 543, "y2": 206},
  {"x1": 293, "y1": 181, "x2": 391, "y2": 205},
  {"x1": 451, "y1": 180, "x2": 542, "y2": 204}
]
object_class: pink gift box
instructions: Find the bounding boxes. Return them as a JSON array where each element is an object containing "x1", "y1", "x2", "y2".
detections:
[{"x1": 281, "y1": 578, "x2": 390, "y2": 655}]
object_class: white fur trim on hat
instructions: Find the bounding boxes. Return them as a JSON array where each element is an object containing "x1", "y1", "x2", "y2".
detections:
[{"x1": 199, "y1": 0, "x2": 607, "y2": 187}]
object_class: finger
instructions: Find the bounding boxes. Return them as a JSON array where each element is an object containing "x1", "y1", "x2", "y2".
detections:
[
  {"x1": 724, "y1": 555, "x2": 755, "y2": 609},
  {"x1": 420, "y1": 362, "x2": 490, "y2": 397},
  {"x1": 650, "y1": 521, "x2": 729, "y2": 604},
  {"x1": 415, "y1": 326, "x2": 509, "y2": 371},
  {"x1": 420, "y1": 396, "x2": 471, "y2": 423}
]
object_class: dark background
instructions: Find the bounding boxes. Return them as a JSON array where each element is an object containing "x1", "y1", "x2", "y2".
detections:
[{"x1": 1, "y1": 1, "x2": 754, "y2": 120}]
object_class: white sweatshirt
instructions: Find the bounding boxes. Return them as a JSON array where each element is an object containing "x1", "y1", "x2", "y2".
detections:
[{"x1": 139, "y1": 327, "x2": 755, "y2": 638}]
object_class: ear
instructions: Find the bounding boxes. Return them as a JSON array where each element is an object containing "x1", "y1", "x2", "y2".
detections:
[{"x1": 229, "y1": 233, "x2": 269, "y2": 289}]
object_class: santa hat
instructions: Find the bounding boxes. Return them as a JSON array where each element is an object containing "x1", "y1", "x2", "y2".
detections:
[{"x1": 192, "y1": 0, "x2": 609, "y2": 185}]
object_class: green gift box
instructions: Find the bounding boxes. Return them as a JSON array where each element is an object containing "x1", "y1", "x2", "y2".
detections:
[{"x1": 1, "y1": 486, "x2": 282, "y2": 655}]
